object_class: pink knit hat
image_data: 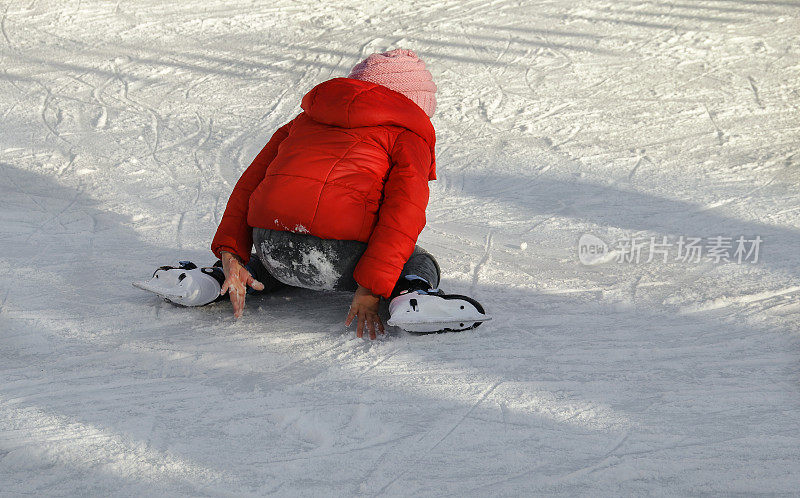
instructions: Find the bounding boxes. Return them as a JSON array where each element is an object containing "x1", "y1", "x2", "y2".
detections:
[{"x1": 348, "y1": 48, "x2": 437, "y2": 118}]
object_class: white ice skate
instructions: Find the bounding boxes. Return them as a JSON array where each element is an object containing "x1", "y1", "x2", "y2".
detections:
[
  {"x1": 132, "y1": 261, "x2": 225, "y2": 307},
  {"x1": 387, "y1": 289, "x2": 491, "y2": 333}
]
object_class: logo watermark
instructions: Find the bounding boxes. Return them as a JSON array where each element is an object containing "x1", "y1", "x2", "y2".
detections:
[{"x1": 578, "y1": 234, "x2": 762, "y2": 266}]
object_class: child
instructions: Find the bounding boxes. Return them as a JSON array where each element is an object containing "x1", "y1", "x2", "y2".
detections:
[{"x1": 134, "y1": 49, "x2": 488, "y2": 339}]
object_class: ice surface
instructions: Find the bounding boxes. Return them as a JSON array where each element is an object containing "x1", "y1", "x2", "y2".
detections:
[{"x1": 1, "y1": 0, "x2": 799, "y2": 495}]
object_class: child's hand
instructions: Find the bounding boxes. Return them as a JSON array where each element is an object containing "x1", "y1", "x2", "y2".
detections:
[
  {"x1": 346, "y1": 285, "x2": 384, "y2": 340},
  {"x1": 219, "y1": 251, "x2": 264, "y2": 319}
]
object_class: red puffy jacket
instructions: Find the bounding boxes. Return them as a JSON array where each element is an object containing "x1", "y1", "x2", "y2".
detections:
[{"x1": 211, "y1": 78, "x2": 437, "y2": 298}]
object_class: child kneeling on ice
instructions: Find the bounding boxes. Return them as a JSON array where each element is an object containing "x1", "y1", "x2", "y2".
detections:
[{"x1": 135, "y1": 49, "x2": 488, "y2": 338}]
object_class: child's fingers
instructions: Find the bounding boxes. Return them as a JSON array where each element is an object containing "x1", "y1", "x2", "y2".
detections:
[
  {"x1": 227, "y1": 280, "x2": 246, "y2": 318},
  {"x1": 244, "y1": 272, "x2": 263, "y2": 290},
  {"x1": 220, "y1": 280, "x2": 229, "y2": 296},
  {"x1": 356, "y1": 314, "x2": 365, "y2": 338},
  {"x1": 345, "y1": 308, "x2": 356, "y2": 327},
  {"x1": 231, "y1": 299, "x2": 239, "y2": 318},
  {"x1": 231, "y1": 290, "x2": 239, "y2": 311},
  {"x1": 232, "y1": 290, "x2": 245, "y2": 318},
  {"x1": 365, "y1": 315, "x2": 377, "y2": 340},
  {"x1": 377, "y1": 317, "x2": 385, "y2": 335}
]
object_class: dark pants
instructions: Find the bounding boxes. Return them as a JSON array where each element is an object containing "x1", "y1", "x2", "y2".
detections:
[{"x1": 247, "y1": 228, "x2": 440, "y2": 299}]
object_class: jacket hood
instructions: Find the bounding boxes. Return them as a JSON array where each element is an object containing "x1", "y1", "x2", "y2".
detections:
[{"x1": 301, "y1": 78, "x2": 436, "y2": 179}]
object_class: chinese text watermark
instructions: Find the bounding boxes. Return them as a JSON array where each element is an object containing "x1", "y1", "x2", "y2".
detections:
[{"x1": 578, "y1": 234, "x2": 762, "y2": 266}]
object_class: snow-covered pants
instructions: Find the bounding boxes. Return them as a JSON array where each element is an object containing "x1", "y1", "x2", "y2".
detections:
[{"x1": 249, "y1": 228, "x2": 440, "y2": 298}]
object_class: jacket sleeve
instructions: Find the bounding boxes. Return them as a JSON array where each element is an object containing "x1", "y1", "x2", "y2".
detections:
[
  {"x1": 211, "y1": 120, "x2": 294, "y2": 263},
  {"x1": 353, "y1": 131, "x2": 433, "y2": 298}
]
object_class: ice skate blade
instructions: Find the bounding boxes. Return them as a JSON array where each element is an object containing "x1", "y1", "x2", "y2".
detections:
[
  {"x1": 387, "y1": 315, "x2": 491, "y2": 333},
  {"x1": 132, "y1": 280, "x2": 188, "y2": 300}
]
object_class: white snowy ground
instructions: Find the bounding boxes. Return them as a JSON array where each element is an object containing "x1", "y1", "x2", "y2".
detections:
[{"x1": 2, "y1": 0, "x2": 799, "y2": 495}]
